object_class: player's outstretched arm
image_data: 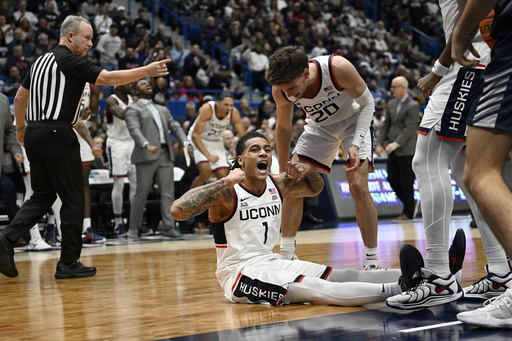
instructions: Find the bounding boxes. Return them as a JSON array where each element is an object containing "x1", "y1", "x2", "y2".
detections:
[{"x1": 171, "y1": 168, "x2": 245, "y2": 221}]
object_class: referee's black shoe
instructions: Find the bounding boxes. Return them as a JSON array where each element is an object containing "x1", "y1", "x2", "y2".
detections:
[
  {"x1": 0, "y1": 233, "x2": 17, "y2": 277},
  {"x1": 55, "y1": 260, "x2": 96, "y2": 279}
]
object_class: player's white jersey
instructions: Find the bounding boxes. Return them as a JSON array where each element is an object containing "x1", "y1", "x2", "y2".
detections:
[
  {"x1": 188, "y1": 100, "x2": 232, "y2": 142},
  {"x1": 282, "y1": 54, "x2": 360, "y2": 127},
  {"x1": 79, "y1": 82, "x2": 92, "y2": 127},
  {"x1": 212, "y1": 175, "x2": 283, "y2": 287},
  {"x1": 440, "y1": 0, "x2": 482, "y2": 43},
  {"x1": 106, "y1": 94, "x2": 134, "y2": 141}
]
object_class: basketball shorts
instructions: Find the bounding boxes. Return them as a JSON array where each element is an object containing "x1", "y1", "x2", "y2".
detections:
[
  {"x1": 74, "y1": 130, "x2": 94, "y2": 163},
  {"x1": 468, "y1": 29, "x2": 512, "y2": 133},
  {"x1": 192, "y1": 138, "x2": 230, "y2": 171},
  {"x1": 221, "y1": 254, "x2": 332, "y2": 306},
  {"x1": 293, "y1": 114, "x2": 374, "y2": 173},
  {"x1": 107, "y1": 138, "x2": 135, "y2": 177},
  {"x1": 421, "y1": 41, "x2": 490, "y2": 141}
]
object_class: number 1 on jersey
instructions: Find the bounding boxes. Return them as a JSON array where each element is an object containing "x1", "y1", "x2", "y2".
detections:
[{"x1": 263, "y1": 222, "x2": 268, "y2": 244}]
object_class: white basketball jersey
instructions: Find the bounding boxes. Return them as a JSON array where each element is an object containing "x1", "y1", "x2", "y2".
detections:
[
  {"x1": 212, "y1": 175, "x2": 283, "y2": 285},
  {"x1": 283, "y1": 55, "x2": 361, "y2": 127},
  {"x1": 440, "y1": 0, "x2": 482, "y2": 43},
  {"x1": 79, "y1": 83, "x2": 92, "y2": 127},
  {"x1": 188, "y1": 100, "x2": 232, "y2": 142},
  {"x1": 106, "y1": 94, "x2": 134, "y2": 141}
]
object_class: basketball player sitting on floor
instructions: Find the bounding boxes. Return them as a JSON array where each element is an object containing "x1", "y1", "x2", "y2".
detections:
[{"x1": 171, "y1": 132, "x2": 403, "y2": 306}]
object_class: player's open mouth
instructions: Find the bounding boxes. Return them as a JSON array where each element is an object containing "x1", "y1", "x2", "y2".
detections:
[{"x1": 257, "y1": 161, "x2": 268, "y2": 171}]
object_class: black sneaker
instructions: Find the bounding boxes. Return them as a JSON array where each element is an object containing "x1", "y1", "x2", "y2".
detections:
[
  {"x1": 54, "y1": 260, "x2": 96, "y2": 279},
  {"x1": 449, "y1": 228, "x2": 466, "y2": 282},
  {"x1": 399, "y1": 243, "x2": 425, "y2": 291},
  {"x1": 0, "y1": 233, "x2": 18, "y2": 277}
]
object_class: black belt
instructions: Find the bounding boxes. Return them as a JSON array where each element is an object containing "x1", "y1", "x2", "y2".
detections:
[{"x1": 161, "y1": 144, "x2": 168, "y2": 149}]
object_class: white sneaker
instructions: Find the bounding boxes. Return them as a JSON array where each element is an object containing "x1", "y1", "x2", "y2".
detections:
[
  {"x1": 386, "y1": 267, "x2": 462, "y2": 310},
  {"x1": 463, "y1": 265, "x2": 512, "y2": 300},
  {"x1": 363, "y1": 259, "x2": 381, "y2": 271},
  {"x1": 457, "y1": 288, "x2": 512, "y2": 328},
  {"x1": 28, "y1": 237, "x2": 52, "y2": 251}
]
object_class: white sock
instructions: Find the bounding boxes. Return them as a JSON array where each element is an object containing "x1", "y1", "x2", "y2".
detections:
[
  {"x1": 115, "y1": 217, "x2": 123, "y2": 226},
  {"x1": 83, "y1": 217, "x2": 91, "y2": 232},
  {"x1": 30, "y1": 226, "x2": 42, "y2": 241},
  {"x1": 365, "y1": 246, "x2": 378, "y2": 260},
  {"x1": 382, "y1": 282, "x2": 402, "y2": 298},
  {"x1": 47, "y1": 214, "x2": 55, "y2": 225}
]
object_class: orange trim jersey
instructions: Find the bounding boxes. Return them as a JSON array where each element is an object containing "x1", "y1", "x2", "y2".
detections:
[
  {"x1": 281, "y1": 54, "x2": 361, "y2": 127},
  {"x1": 187, "y1": 100, "x2": 232, "y2": 142},
  {"x1": 211, "y1": 175, "x2": 283, "y2": 288}
]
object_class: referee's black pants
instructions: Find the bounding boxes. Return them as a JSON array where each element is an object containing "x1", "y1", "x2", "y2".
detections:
[{"x1": 3, "y1": 122, "x2": 84, "y2": 264}]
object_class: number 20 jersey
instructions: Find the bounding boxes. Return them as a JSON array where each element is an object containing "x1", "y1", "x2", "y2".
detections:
[
  {"x1": 211, "y1": 175, "x2": 283, "y2": 287},
  {"x1": 282, "y1": 54, "x2": 361, "y2": 127}
]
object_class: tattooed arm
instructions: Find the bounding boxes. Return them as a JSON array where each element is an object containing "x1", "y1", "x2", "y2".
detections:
[
  {"x1": 275, "y1": 161, "x2": 324, "y2": 198},
  {"x1": 171, "y1": 168, "x2": 246, "y2": 221}
]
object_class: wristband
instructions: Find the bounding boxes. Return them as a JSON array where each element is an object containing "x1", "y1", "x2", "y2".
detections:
[
  {"x1": 432, "y1": 59, "x2": 450, "y2": 77},
  {"x1": 15, "y1": 125, "x2": 26, "y2": 132}
]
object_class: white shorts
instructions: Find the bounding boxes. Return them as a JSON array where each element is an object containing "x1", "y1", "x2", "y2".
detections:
[
  {"x1": 294, "y1": 115, "x2": 374, "y2": 173},
  {"x1": 421, "y1": 41, "x2": 491, "y2": 135},
  {"x1": 221, "y1": 253, "x2": 331, "y2": 306},
  {"x1": 107, "y1": 138, "x2": 135, "y2": 176},
  {"x1": 193, "y1": 138, "x2": 230, "y2": 171},
  {"x1": 21, "y1": 146, "x2": 30, "y2": 173},
  {"x1": 74, "y1": 130, "x2": 94, "y2": 163}
]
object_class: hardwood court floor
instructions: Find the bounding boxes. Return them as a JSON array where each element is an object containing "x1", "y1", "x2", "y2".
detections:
[{"x1": 0, "y1": 216, "x2": 506, "y2": 340}]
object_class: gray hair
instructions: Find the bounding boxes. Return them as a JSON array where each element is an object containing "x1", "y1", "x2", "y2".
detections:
[{"x1": 60, "y1": 15, "x2": 90, "y2": 37}]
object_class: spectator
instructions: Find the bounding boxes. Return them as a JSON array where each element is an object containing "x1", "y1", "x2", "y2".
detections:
[
  {"x1": 94, "y1": 5, "x2": 112, "y2": 37},
  {"x1": 13, "y1": 1, "x2": 38, "y2": 27},
  {"x1": 112, "y1": 6, "x2": 130, "y2": 39},
  {"x1": 38, "y1": 0, "x2": 59, "y2": 29},
  {"x1": 131, "y1": 8, "x2": 151, "y2": 33},
  {"x1": 56, "y1": 1, "x2": 72, "y2": 29},
  {"x1": 238, "y1": 98, "x2": 252, "y2": 118},
  {"x1": 242, "y1": 43, "x2": 269, "y2": 91},
  {"x1": 179, "y1": 75, "x2": 203, "y2": 102},
  {"x1": 208, "y1": 64, "x2": 232, "y2": 93},
  {"x1": 118, "y1": 46, "x2": 141, "y2": 70},
  {"x1": 80, "y1": 0, "x2": 99, "y2": 20},
  {"x1": 201, "y1": 15, "x2": 225, "y2": 55},
  {"x1": 33, "y1": 18, "x2": 59, "y2": 46},
  {"x1": 149, "y1": 24, "x2": 172, "y2": 51},
  {"x1": 183, "y1": 44, "x2": 208, "y2": 87},
  {"x1": 0, "y1": 26, "x2": 7, "y2": 70},
  {"x1": 170, "y1": 38, "x2": 189, "y2": 70},
  {"x1": 5, "y1": 45, "x2": 30, "y2": 79},
  {"x1": 129, "y1": 23, "x2": 148, "y2": 49},
  {"x1": 152, "y1": 76, "x2": 170, "y2": 106},
  {"x1": 310, "y1": 38, "x2": 328, "y2": 58},
  {"x1": 176, "y1": 101, "x2": 198, "y2": 133},
  {"x1": 17, "y1": 16, "x2": 34, "y2": 46},
  {"x1": 96, "y1": 23, "x2": 122, "y2": 70},
  {"x1": 2, "y1": 65, "x2": 21, "y2": 96},
  {"x1": 0, "y1": 15, "x2": 13, "y2": 44}
]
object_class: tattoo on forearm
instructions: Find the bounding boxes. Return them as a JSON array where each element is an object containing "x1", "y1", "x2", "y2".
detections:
[{"x1": 175, "y1": 179, "x2": 231, "y2": 218}]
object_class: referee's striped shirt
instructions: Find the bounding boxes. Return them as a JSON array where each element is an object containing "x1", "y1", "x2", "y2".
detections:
[{"x1": 21, "y1": 45, "x2": 103, "y2": 126}]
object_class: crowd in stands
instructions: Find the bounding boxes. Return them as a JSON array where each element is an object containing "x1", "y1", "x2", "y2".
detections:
[{"x1": 1, "y1": 0, "x2": 447, "y2": 238}]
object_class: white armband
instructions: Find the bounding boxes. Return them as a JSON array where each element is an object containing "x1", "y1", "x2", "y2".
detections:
[
  {"x1": 352, "y1": 87, "x2": 375, "y2": 149},
  {"x1": 432, "y1": 59, "x2": 450, "y2": 77}
]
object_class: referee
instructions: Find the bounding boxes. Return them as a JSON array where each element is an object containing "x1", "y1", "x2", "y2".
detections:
[{"x1": 0, "y1": 15, "x2": 170, "y2": 279}]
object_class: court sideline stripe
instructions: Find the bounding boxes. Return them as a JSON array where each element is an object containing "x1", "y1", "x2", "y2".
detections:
[{"x1": 399, "y1": 321, "x2": 462, "y2": 333}]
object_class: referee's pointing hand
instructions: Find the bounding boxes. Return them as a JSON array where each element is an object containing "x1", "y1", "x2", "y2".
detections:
[{"x1": 147, "y1": 59, "x2": 171, "y2": 77}]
